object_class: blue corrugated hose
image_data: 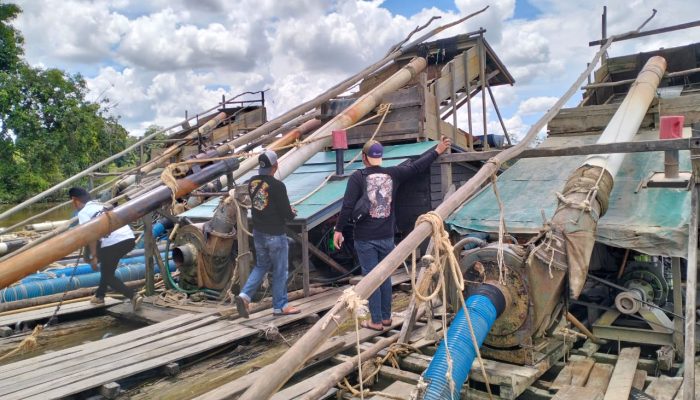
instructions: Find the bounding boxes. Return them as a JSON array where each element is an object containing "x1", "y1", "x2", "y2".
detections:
[
  {"x1": 19, "y1": 254, "x2": 168, "y2": 284},
  {"x1": 422, "y1": 294, "x2": 498, "y2": 400},
  {"x1": 1, "y1": 262, "x2": 175, "y2": 302}
]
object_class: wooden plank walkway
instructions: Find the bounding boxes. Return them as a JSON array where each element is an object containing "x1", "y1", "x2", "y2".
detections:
[
  {"x1": 0, "y1": 297, "x2": 122, "y2": 328},
  {"x1": 0, "y1": 285, "x2": 352, "y2": 400}
]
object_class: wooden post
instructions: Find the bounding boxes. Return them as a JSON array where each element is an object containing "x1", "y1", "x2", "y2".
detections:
[
  {"x1": 235, "y1": 189, "x2": 251, "y2": 289},
  {"x1": 463, "y1": 49, "x2": 474, "y2": 151},
  {"x1": 142, "y1": 213, "x2": 155, "y2": 296},
  {"x1": 479, "y1": 33, "x2": 488, "y2": 150},
  {"x1": 301, "y1": 226, "x2": 310, "y2": 298},
  {"x1": 682, "y1": 185, "x2": 698, "y2": 400},
  {"x1": 487, "y1": 85, "x2": 512, "y2": 146},
  {"x1": 239, "y1": 23, "x2": 619, "y2": 400},
  {"x1": 671, "y1": 257, "x2": 684, "y2": 359}
]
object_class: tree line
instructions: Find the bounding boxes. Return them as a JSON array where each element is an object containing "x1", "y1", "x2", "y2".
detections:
[{"x1": 0, "y1": 2, "x2": 134, "y2": 203}]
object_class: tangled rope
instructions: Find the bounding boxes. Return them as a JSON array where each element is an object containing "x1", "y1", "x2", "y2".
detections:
[
  {"x1": 411, "y1": 211, "x2": 493, "y2": 399},
  {"x1": 335, "y1": 287, "x2": 370, "y2": 399},
  {"x1": 338, "y1": 342, "x2": 421, "y2": 400}
]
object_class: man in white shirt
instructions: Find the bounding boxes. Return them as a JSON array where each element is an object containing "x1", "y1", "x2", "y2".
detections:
[{"x1": 69, "y1": 187, "x2": 143, "y2": 311}]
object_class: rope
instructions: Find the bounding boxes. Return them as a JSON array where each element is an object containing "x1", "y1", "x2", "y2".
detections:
[
  {"x1": 490, "y1": 174, "x2": 508, "y2": 285},
  {"x1": 411, "y1": 211, "x2": 493, "y2": 399},
  {"x1": 335, "y1": 287, "x2": 370, "y2": 399},
  {"x1": 338, "y1": 342, "x2": 421, "y2": 399},
  {"x1": 291, "y1": 103, "x2": 392, "y2": 206},
  {"x1": 0, "y1": 248, "x2": 85, "y2": 361}
]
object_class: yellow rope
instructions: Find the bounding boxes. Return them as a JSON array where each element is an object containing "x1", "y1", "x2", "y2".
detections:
[
  {"x1": 0, "y1": 325, "x2": 43, "y2": 362},
  {"x1": 335, "y1": 287, "x2": 370, "y2": 399}
]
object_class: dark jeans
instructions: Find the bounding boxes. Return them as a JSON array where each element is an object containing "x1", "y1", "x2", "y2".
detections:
[
  {"x1": 354, "y1": 238, "x2": 394, "y2": 324},
  {"x1": 95, "y1": 238, "x2": 136, "y2": 299}
]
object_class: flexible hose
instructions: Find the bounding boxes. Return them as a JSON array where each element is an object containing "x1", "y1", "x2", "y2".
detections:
[{"x1": 422, "y1": 294, "x2": 499, "y2": 400}]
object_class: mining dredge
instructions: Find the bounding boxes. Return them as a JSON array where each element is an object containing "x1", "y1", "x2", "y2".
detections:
[{"x1": 0, "y1": 8, "x2": 698, "y2": 400}]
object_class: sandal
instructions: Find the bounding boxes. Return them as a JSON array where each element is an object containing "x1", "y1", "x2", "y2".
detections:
[
  {"x1": 381, "y1": 319, "x2": 393, "y2": 327},
  {"x1": 235, "y1": 296, "x2": 250, "y2": 319},
  {"x1": 361, "y1": 320, "x2": 384, "y2": 331},
  {"x1": 273, "y1": 305, "x2": 301, "y2": 316}
]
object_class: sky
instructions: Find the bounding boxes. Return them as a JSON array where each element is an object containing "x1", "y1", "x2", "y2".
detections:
[{"x1": 10, "y1": 0, "x2": 700, "y2": 141}]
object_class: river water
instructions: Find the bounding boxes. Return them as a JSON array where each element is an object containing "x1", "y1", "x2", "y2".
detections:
[{"x1": 0, "y1": 203, "x2": 74, "y2": 231}]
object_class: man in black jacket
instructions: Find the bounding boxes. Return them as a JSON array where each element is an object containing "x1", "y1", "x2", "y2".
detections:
[
  {"x1": 333, "y1": 137, "x2": 451, "y2": 330},
  {"x1": 236, "y1": 150, "x2": 300, "y2": 318}
]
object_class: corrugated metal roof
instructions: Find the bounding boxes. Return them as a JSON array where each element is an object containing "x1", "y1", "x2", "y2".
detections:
[
  {"x1": 181, "y1": 141, "x2": 437, "y2": 228},
  {"x1": 447, "y1": 130, "x2": 692, "y2": 257}
]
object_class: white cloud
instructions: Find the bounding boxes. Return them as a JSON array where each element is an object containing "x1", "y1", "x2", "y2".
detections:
[
  {"x1": 11, "y1": 0, "x2": 700, "y2": 139},
  {"x1": 517, "y1": 96, "x2": 558, "y2": 116}
]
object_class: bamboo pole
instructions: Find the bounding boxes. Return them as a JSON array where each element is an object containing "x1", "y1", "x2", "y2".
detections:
[
  {"x1": 302, "y1": 334, "x2": 399, "y2": 400},
  {"x1": 239, "y1": 22, "x2": 625, "y2": 400}
]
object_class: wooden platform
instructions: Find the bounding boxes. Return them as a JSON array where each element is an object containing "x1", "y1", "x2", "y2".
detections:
[
  {"x1": 0, "y1": 286, "x2": 351, "y2": 400},
  {"x1": 0, "y1": 297, "x2": 122, "y2": 328}
]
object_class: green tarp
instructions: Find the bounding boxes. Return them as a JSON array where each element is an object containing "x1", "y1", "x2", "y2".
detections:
[
  {"x1": 447, "y1": 130, "x2": 692, "y2": 258},
  {"x1": 181, "y1": 141, "x2": 437, "y2": 227}
]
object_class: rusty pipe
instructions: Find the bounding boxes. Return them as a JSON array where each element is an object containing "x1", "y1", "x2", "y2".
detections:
[
  {"x1": 0, "y1": 158, "x2": 240, "y2": 288},
  {"x1": 275, "y1": 57, "x2": 427, "y2": 180},
  {"x1": 227, "y1": 118, "x2": 322, "y2": 183}
]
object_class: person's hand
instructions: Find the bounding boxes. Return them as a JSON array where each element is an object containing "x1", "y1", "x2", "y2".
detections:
[
  {"x1": 435, "y1": 136, "x2": 452, "y2": 155},
  {"x1": 89, "y1": 258, "x2": 98, "y2": 271},
  {"x1": 291, "y1": 206, "x2": 298, "y2": 216},
  {"x1": 333, "y1": 231, "x2": 344, "y2": 249}
]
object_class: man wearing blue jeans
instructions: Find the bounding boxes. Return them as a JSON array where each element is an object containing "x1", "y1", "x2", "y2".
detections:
[
  {"x1": 236, "y1": 150, "x2": 300, "y2": 318},
  {"x1": 333, "y1": 137, "x2": 451, "y2": 330}
]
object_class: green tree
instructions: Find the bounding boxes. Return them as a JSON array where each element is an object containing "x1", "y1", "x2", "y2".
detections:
[
  {"x1": 0, "y1": 2, "x2": 131, "y2": 202},
  {"x1": 0, "y1": 3, "x2": 22, "y2": 71}
]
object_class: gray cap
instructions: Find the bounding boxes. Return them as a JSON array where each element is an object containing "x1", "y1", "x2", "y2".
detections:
[{"x1": 258, "y1": 149, "x2": 278, "y2": 174}]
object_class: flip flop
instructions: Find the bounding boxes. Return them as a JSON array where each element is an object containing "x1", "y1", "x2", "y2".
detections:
[
  {"x1": 381, "y1": 319, "x2": 393, "y2": 327},
  {"x1": 235, "y1": 296, "x2": 250, "y2": 319},
  {"x1": 273, "y1": 305, "x2": 301, "y2": 316},
  {"x1": 361, "y1": 320, "x2": 384, "y2": 331}
]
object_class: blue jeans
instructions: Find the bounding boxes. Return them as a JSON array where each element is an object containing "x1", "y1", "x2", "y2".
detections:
[
  {"x1": 240, "y1": 229, "x2": 290, "y2": 313},
  {"x1": 355, "y1": 238, "x2": 394, "y2": 324}
]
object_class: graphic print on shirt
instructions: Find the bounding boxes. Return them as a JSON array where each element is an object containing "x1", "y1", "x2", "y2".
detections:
[
  {"x1": 250, "y1": 180, "x2": 271, "y2": 211},
  {"x1": 366, "y1": 173, "x2": 393, "y2": 218}
]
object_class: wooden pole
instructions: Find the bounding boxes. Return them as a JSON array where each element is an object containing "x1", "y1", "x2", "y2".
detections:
[
  {"x1": 239, "y1": 26, "x2": 621, "y2": 400},
  {"x1": 301, "y1": 333, "x2": 399, "y2": 400},
  {"x1": 682, "y1": 185, "x2": 698, "y2": 400},
  {"x1": 671, "y1": 257, "x2": 684, "y2": 359}
]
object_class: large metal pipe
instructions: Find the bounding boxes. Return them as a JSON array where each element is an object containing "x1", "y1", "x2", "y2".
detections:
[
  {"x1": 275, "y1": 57, "x2": 427, "y2": 181},
  {"x1": 0, "y1": 159, "x2": 240, "y2": 288},
  {"x1": 584, "y1": 56, "x2": 666, "y2": 176},
  {"x1": 533, "y1": 56, "x2": 666, "y2": 302},
  {"x1": 226, "y1": 118, "x2": 322, "y2": 182}
]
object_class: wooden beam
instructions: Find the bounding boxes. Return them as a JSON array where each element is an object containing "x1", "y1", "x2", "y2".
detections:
[
  {"x1": 439, "y1": 137, "x2": 698, "y2": 163},
  {"x1": 588, "y1": 19, "x2": 700, "y2": 46},
  {"x1": 682, "y1": 185, "x2": 698, "y2": 400},
  {"x1": 603, "y1": 347, "x2": 640, "y2": 400},
  {"x1": 582, "y1": 66, "x2": 700, "y2": 90}
]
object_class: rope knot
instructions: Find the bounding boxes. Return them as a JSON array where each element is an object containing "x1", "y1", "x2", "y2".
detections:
[{"x1": 338, "y1": 287, "x2": 369, "y2": 318}]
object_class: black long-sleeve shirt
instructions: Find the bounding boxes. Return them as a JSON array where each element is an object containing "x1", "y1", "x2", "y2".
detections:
[
  {"x1": 335, "y1": 148, "x2": 439, "y2": 241},
  {"x1": 248, "y1": 174, "x2": 295, "y2": 235}
]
